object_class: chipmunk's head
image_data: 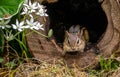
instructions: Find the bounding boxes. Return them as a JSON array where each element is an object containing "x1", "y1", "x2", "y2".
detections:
[{"x1": 63, "y1": 31, "x2": 85, "y2": 52}]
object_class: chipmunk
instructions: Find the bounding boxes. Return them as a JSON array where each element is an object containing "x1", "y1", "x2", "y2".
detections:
[{"x1": 63, "y1": 25, "x2": 89, "y2": 55}]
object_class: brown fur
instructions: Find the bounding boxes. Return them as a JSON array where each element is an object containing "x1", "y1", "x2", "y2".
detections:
[{"x1": 63, "y1": 25, "x2": 87, "y2": 55}]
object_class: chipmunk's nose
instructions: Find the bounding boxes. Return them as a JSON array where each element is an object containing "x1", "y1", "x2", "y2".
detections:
[{"x1": 71, "y1": 47, "x2": 76, "y2": 51}]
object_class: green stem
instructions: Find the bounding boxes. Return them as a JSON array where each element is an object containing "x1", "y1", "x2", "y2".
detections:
[
  {"x1": 15, "y1": 36, "x2": 27, "y2": 52},
  {"x1": 22, "y1": 31, "x2": 27, "y2": 47},
  {"x1": 33, "y1": 29, "x2": 48, "y2": 38}
]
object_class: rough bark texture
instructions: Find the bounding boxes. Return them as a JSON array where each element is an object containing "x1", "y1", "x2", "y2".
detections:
[{"x1": 97, "y1": 0, "x2": 120, "y2": 57}]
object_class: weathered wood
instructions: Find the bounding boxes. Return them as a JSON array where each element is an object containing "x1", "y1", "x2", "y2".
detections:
[{"x1": 97, "y1": 0, "x2": 120, "y2": 57}]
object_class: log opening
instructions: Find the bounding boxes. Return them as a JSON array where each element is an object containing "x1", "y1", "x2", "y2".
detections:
[{"x1": 43, "y1": 0, "x2": 108, "y2": 43}]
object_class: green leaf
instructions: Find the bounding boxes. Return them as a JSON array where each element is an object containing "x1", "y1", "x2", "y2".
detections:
[
  {"x1": 48, "y1": 29, "x2": 53, "y2": 38},
  {"x1": 0, "y1": 0, "x2": 24, "y2": 19},
  {"x1": 0, "y1": 29, "x2": 4, "y2": 53}
]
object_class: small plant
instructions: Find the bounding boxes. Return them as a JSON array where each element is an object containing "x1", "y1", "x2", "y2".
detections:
[
  {"x1": 100, "y1": 54, "x2": 119, "y2": 71},
  {"x1": 0, "y1": 0, "x2": 52, "y2": 76},
  {"x1": 0, "y1": 0, "x2": 50, "y2": 56}
]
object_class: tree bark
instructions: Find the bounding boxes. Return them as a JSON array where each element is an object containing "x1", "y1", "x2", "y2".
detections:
[{"x1": 97, "y1": 0, "x2": 120, "y2": 57}]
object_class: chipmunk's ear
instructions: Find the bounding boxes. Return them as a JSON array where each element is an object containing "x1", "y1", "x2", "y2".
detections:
[
  {"x1": 69, "y1": 25, "x2": 74, "y2": 33},
  {"x1": 74, "y1": 25, "x2": 80, "y2": 33},
  {"x1": 77, "y1": 28, "x2": 84, "y2": 37},
  {"x1": 80, "y1": 27, "x2": 89, "y2": 42}
]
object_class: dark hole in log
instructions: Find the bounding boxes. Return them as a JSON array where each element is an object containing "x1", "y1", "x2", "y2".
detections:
[{"x1": 43, "y1": 0, "x2": 108, "y2": 43}]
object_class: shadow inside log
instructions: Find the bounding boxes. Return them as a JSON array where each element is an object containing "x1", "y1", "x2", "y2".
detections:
[{"x1": 43, "y1": 0, "x2": 107, "y2": 43}]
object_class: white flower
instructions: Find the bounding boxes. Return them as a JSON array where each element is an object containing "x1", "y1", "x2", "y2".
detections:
[
  {"x1": 34, "y1": 22, "x2": 44, "y2": 30},
  {"x1": 36, "y1": 9, "x2": 48, "y2": 16},
  {"x1": 21, "y1": 0, "x2": 38, "y2": 17},
  {"x1": 21, "y1": 7, "x2": 33, "y2": 17},
  {"x1": 26, "y1": 18, "x2": 38, "y2": 30},
  {"x1": 26, "y1": 18, "x2": 44, "y2": 30},
  {"x1": 12, "y1": 19, "x2": 25, "y2": 32},
  {"x1": 0, "y1": 19, "x2": 11, "y2": 29},
  {"x1": 23, "y1": 0, "x2": 37, "y2": 13},
  {"x1": 21, "y1": 0, "x2": 48, "y2": 17},
  {"x1": 36, "y1": 3, "x2": 48, "y2": 16},
  {"x1": 21, "y1": 7, "x2": 28, "y2": 15},
  {"x1": 4, "y1": 31, "x2": 14, "y2": 41}
]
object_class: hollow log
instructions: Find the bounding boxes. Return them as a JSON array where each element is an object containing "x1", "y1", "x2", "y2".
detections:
[
  {"x1": 97, "y1": 0, "x2": 120, "y2": 57},
  {"x1": 26, "y1": 0, "x2": 120, "y2": 69}
]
